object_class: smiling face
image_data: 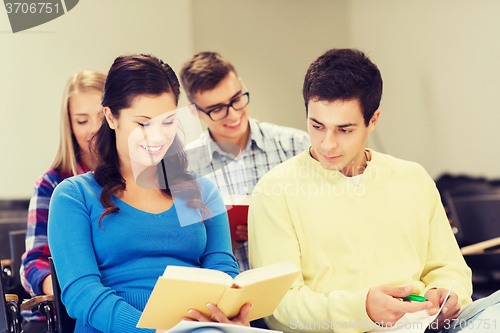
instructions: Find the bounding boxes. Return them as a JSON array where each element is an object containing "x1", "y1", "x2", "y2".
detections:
[
  {"x1": 307, "y1": 98, "x2": 379, "y2": 177},
  {"x1": 192, "y1": 71, "x2": 250, "y2": 148},
  {"x1": 69, "y1": 91, "x2": 104, "y2": 168},
  {"x1": 104, "y1": 93, "x2": 178, "y2": 174}
]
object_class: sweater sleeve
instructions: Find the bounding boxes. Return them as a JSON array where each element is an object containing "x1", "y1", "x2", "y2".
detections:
[
  {"x1": 419, "y1": 175, "x2": 473, "y2": 307},
  {"x1": 249, "y1": 184, "x2": 373, "y2": 333},
  {"x1": 48, "y1": 180, "x2": 153, "y2": 333},
  {"x1": 198, "y1": 178, "x2": 240, "y2": 278},
  {"x1": 21, "y1": 171, "x2": 59, "y2": 296}
]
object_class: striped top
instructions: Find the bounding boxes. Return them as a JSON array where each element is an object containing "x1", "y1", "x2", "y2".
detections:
[
  {"x1": 186, "y1": 118, "x2": 310, "y2": 271},
  {"x1": 186, "y1": 118, "x2": 310, "y2": 197},
  {"x1": 21, "y1": 161, "x2": 89, "y2": 297}
]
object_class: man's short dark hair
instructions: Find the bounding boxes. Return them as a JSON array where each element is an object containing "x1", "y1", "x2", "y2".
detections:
[
  {"x1": 180, "y1": 52, "x2": 237, "y2": 103},
  {"x1": 302, "y1": 49, "x2": 383, "y2": 126}
]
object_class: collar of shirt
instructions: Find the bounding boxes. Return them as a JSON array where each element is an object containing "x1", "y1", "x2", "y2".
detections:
[
  {"x1": 77, "y1": 160, "x2": 90, "y2": 173},
  {"x1": 199, "y1": 117, "x2": 265, "y2": 168}
]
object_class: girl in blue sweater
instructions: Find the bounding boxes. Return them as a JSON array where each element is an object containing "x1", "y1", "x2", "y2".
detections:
[{"x1": 48, "y1": 54, "x2": 251, "y2": 333}]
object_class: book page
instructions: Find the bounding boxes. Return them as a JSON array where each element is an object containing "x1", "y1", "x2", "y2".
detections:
[
  {"x1": 233, "y1": 261, "x2": 299, "y2": 287},
  {"x1": 367, "y1": 283, "x2": 455, "y2": 333},
  {"x1": 138, "y1": 269, "x2": 232, "y2": 330},
  {"x1": 216, "y1": 262, "x2": 300, "y2": 320},
  {"x1": 138, "y1": 262, "x2": 300, "y2": 330},
  {"x1": 162, "y1": 265, "x2": 234, "y2": 286},
  {"x1": 163, "y1": 320, "x2": 283, "y2": 333}
]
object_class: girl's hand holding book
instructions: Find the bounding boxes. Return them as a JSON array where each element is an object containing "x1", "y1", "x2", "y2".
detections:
[{"x1": 183, "y1": 302, "x2": 252, "y2": 327}]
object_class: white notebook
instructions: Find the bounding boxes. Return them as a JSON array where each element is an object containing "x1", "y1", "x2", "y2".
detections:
[
  {"x1": 367, "y1": 283, "x2": 455, "y2": 333},
  {"x1": 160, "y1": 321, "x2": 282, "y2": 333}
]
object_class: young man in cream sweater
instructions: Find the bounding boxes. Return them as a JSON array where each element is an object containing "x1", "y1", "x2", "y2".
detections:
[{"x1": 249, "y1": 49, "x2": 500, "y2": 333}]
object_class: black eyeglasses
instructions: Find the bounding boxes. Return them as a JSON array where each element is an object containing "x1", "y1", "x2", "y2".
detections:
[{"x1": 195, "y1": 92, "x2": 250, "y2": 121}]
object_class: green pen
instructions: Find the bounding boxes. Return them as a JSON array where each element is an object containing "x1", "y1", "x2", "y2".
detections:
[{"x1": 401, "y1": 294, "x2": 427, "y2": 302}]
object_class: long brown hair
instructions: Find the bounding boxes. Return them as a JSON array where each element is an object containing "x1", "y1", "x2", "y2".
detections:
[{"x1": 94, "y1": 54, "x2": 210, "y2": 224}]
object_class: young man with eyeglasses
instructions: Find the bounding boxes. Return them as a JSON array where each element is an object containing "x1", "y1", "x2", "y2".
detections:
[
  {"x1": 180, "y1": 52, "x2": 310, "y2": 272},
  {"x1": 249, "y1": 48, "x2": 500, "y2": 332}
]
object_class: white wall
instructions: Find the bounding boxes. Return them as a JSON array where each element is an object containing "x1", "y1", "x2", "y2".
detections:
[
  {"x1": 192, "y1": 0, "x2": 500, "y2": 179},
  {"x1": 348, "y1": 0, "x2": 500, "y2": 178},
  {"x1": 191, "y1": 0, "x2": 349, "y2": 131},
  {"x1": 0, "y1": 0, "x2": 193, "y2": 199}
]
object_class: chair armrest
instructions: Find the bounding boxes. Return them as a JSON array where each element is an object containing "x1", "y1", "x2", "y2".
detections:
[
  {"x1": 1, "y1": 259, "x2": 13, "y2": 275},
  {"x1": 461, "y1": 237, "x2": 500, "y2": 255},
  {"x1": 20, "y1": 295, "x2": 55, "y2": 311},
  {"x1": 1, "y1": 259, "x2": 13, "y2": 267},
  {"x1": 5, "y1": 294, "x2": 18, "y2": 303}
]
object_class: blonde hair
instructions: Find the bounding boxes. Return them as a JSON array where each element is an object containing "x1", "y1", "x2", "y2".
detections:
[{"x1": 50, "y1": 69, "x2": 106, "y2": 175}]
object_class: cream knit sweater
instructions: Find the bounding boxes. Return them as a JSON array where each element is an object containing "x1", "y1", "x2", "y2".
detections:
[{"x1": 249, "y1": 149, "x2": 472, "y2": 333}]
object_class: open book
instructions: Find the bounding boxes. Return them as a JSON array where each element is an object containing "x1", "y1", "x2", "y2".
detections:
[
  {"x1": 137, "y1": 261, "x2": 300, "y2": 330},
  {"x1": 223, "y1": 195, "x2": 251, "y2": 242}
]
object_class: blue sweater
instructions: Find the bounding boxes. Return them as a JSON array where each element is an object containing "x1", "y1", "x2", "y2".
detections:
[{"x1": 48, "y1": 172, "x2": 239, "y2": 333}]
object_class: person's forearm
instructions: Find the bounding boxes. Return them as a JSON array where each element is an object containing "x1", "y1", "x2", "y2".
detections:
[
  {"x1": 270, "y1": 285, "x2": 372, "y2": 333},
  {"x1": 42, "y1": 274, "x2": 53, "y2": 295}
]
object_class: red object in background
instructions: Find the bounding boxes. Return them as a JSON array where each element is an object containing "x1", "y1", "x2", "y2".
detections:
[{"x1": 223, "y1": 195, "x2": 251, "y2": 242}]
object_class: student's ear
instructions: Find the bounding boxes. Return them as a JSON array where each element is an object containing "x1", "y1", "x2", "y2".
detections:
[
  {"x1": 367, "y1": 109, "x2": 380, "y2": 132},
  {"x1": 103, "y1": 107, "x2": 117, "y2": 130}
]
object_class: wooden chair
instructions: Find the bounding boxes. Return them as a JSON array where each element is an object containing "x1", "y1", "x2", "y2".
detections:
[
  {"x1": 6, "y1": 257, "x2": 76, "y2": 333},
  {"x1": 1, "y1": 230, "x2": 59, "y2": 332},
  {"x1": 1, "y1": 260, "x2": 22, "y2": 333},
  {"x1": 6, "y1": 230, "x2": 30, "y2": 302},
  {"x1": 1, "y1": 229, "x2": 56, "y2": 332}
]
